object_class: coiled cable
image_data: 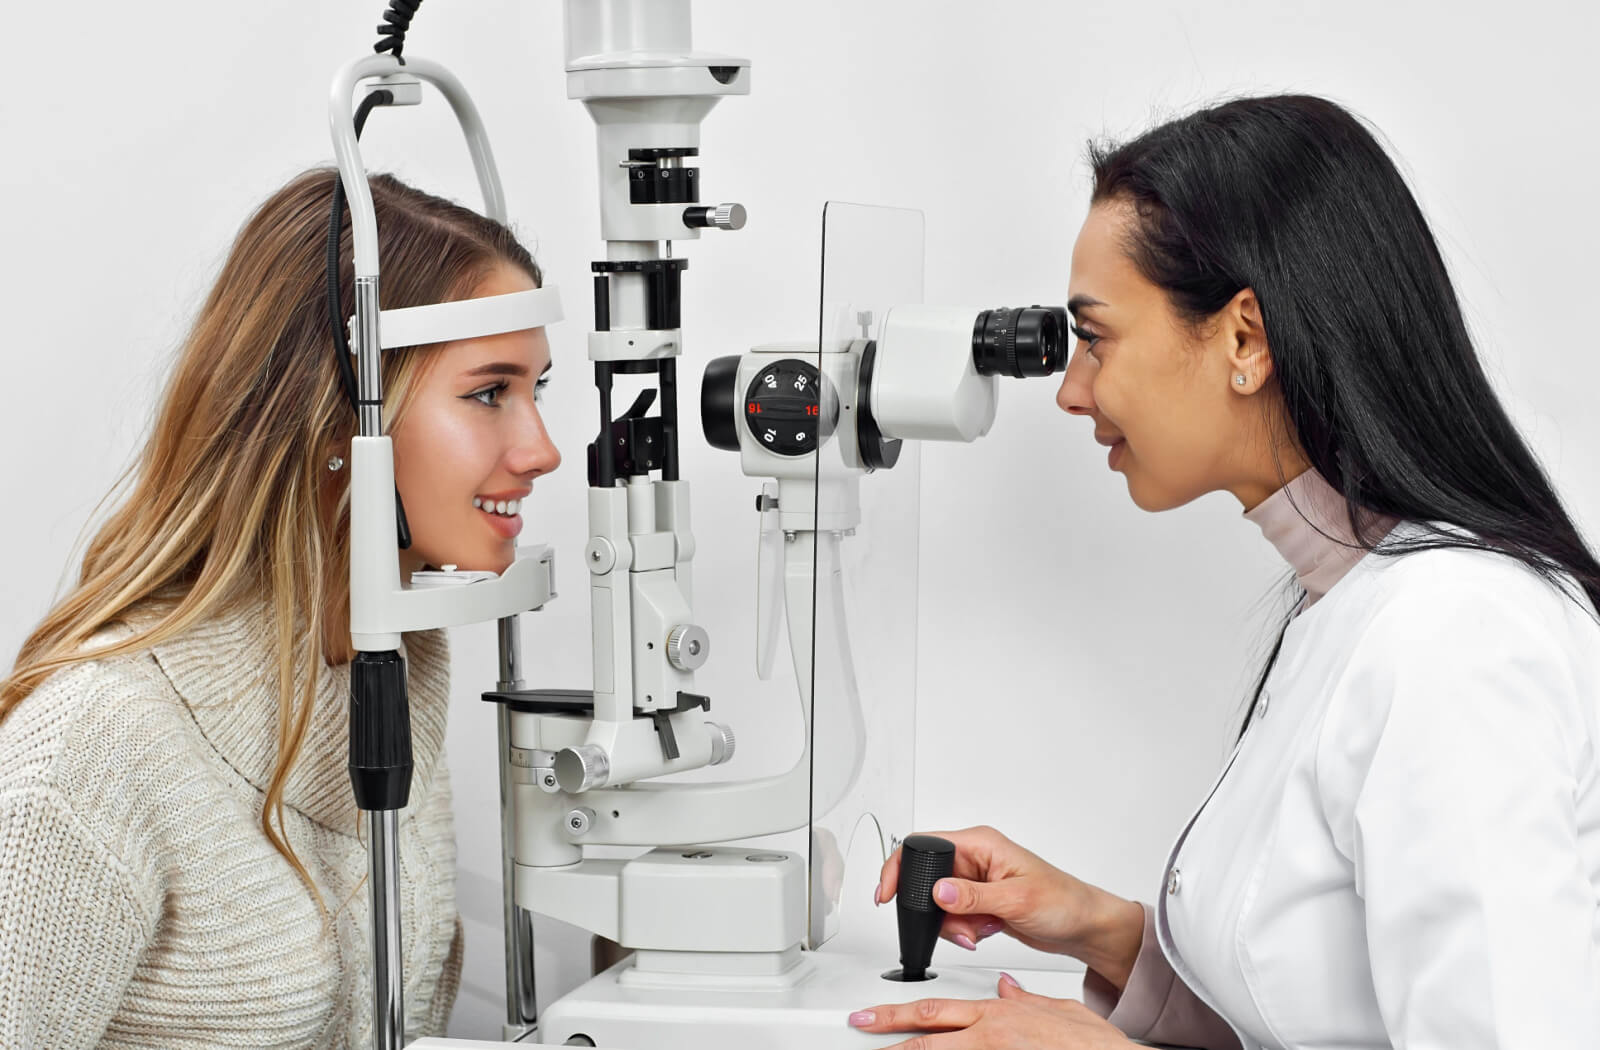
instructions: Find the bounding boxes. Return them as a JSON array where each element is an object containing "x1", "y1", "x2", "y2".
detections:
[{"x1": 374, "y1": 0, "x2": 423, "y2": 63}]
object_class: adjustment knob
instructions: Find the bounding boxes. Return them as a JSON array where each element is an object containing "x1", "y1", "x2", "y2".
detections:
[
  {"x1": 667, "y1": 625, "x2": 710, "y2": 671},
  {"x1": 553, "y1": 744, "x2": 610, "y2": 793},
  {"x1": 892, "y1": 834, "x2": 956, "y2": 982},
  {"x1": 705, "y1": 721, "x2": 736, "y2": 765},
  {"x1": 682, "y1": 203, "x2": 747, "y2": 231}
]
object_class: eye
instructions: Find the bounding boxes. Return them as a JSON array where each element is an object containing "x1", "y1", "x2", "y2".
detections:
[
  {"x1": 464, "y1": 380, "x2": 510, "y2": 407},
  {"x1": 535, "y1": 375, "x2": 551, "y2": 403},
  {"x1": 1069, "y1": 322, "x2": 1102, "y2": 357}
]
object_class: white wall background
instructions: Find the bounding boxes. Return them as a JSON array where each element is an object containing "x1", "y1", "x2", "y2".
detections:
[{"x1": 4, "y1": 0, "x2": 1597, "y2": 1041}]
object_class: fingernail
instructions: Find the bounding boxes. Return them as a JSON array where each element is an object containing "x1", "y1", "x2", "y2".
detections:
[
  {"x1": 934, "y1": 880, "x2": 957, "y2": 905},
  {"x1": 978, "y1": 920, "x2": 1004, "y2": 938},
  {"x1": 873, "y1": 886, "x2": 881, "y2": 906},
  {"x1": 1000, "y1": 972, "x2": 1020, "y2": 989},
  {"x1": 954, "y1": 933, "x2": 977, "y2": 951},
  {"x1": 848, "y1": 1011, "x2": 876, "y2": 1027}
]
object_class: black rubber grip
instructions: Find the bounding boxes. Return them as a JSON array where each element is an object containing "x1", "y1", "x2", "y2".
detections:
[
  {"x1": 896, "y1": 834, "x2": 956, "y2": 980},
  {"x1": 349, "y1": 650, "x2": 413, "y2": 811}
]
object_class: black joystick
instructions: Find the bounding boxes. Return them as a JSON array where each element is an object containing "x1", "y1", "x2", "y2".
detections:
[{"x1": 884, "y1": 834, "x2": 956, "y2": 983}]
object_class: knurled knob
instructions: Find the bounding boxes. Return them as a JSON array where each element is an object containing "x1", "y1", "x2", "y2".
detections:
[
  {"x1": 706, "y1": 721, "x2": 736, "y2": 765},
  {"x1": 667, "y1": 624, "x2": 710, "y2": 671},
  {"x1": 896, "y1": 834, "x2": 956, "y2": 982},
  {"x1": 708, "y1": 203, "x2": 746, "y2": 230}
]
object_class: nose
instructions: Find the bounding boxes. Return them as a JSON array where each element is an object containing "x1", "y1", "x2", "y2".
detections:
[
  {"x1": 1056, "y1": 349, "x2": 1097, "y2": 417},
  {"x1": 509, "y1": 403, "x2": 562, "y2": 478}
]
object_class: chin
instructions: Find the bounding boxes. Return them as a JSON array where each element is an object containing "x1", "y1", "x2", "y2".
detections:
[{"x1": 1123, "y1": 472, "x2": 1192, "y2": 513}]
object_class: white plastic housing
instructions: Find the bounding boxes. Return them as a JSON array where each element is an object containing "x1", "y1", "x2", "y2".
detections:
[
  {"x1": 564, "y1": 0, "x2": 693, "y2": 64},
  {"x1": 871, "y1": 305, "x2": 997, "y2": 443}
]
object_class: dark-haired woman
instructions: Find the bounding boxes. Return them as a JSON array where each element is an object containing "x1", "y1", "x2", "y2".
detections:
[{"x1": 854, "y1": 94, "x2": 1600, "y2": 1049}]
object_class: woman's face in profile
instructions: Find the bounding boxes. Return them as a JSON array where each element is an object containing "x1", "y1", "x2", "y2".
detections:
[
  {"x1": 390, "y1": 262, "x2": 562, "y2": 575},
  {"x1": 1057, "y1": 201, "x2": 1265, "y2": 511}
]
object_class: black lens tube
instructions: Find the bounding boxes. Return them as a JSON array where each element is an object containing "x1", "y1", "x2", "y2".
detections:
[{"x1": 971, "y1": 305, "x2": 1069, "y2": 379}]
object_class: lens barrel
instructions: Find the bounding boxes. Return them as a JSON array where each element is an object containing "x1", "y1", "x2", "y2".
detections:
[{"x1": 971, "y1": 305, "x2": 1069, "y2": 379}]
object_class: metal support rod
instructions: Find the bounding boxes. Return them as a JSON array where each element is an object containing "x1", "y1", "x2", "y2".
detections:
[
  {"x1": 496, "y1": 616, "x2": 539, "y2": 1032},
  {"x1": 368, "y1": 807, "x2": 406, "y2": 1048},
  {"x1": 355, "y1": 275, "x2": 384, "y2": 437}
]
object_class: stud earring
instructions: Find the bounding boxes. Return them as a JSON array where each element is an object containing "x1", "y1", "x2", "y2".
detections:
[
  {"x1": 1233, "y1": 374, "x2": 1248, "y2": 387},
  {"x1": 327, "y1": 454, "x2": 345, "y2": 472}
]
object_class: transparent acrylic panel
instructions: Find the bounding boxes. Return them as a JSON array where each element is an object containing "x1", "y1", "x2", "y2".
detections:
[{"x1": 805, "y1": 201, "x2": 925, "y2": 948}]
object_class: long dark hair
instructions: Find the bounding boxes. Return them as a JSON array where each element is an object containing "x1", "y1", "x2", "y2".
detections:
[{"x1": 1086, "y1": 95, "x2": 1600, "y2": 737}]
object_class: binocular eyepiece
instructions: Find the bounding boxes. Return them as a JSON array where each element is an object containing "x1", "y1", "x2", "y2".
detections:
[{"x1": 971, "y1": 305, "x2": 1070, "y2": 379}]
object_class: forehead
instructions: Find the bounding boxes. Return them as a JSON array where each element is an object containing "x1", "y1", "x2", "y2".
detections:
[
  {"x1": 1067, "y1": 201, "x2": 1144, "y2": 302},
  {"x1": 432, "y1": 325, "x2": 551, "y2": 373}
]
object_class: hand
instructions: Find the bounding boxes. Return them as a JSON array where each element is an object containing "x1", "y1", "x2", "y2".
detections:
[
  {"x1": 875, "y1": 826, "x2": 1111, "y2": 960},
  {"x1": 849, "y1": 973, "x2": 1138, "y2": 1049}
]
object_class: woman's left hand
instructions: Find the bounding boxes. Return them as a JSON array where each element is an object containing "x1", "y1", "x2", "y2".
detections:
[{"x1": 848, "y1": 975, "x2": 1138, "y2": 1049}]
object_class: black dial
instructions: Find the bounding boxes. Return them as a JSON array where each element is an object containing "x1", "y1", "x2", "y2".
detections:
[{"x1": 743, "y1": 360, "x2": 833, "y2": 457}]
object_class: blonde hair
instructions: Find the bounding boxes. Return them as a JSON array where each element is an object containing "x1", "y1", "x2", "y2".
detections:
[{"x1": 1, "y1": 169, "x2": 541, "y2": 898}]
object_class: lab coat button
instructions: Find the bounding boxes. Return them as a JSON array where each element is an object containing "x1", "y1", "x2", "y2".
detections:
[{"x1": 1167, "y1": 868, "x2": 1181, "y2": 895}]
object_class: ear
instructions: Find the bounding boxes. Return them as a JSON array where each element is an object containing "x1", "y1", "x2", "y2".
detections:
[{"x1": 1222, "y1": 288, "x2": 1273, "y2": 394}]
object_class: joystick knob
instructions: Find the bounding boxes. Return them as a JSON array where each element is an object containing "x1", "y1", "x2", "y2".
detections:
[{"x1": 890, "y1": 834, "x2": 956, "y2": 982}]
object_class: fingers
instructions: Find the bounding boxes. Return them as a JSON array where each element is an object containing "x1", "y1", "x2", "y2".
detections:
[
  {"x1": 875, "y1": 848, "x2": 902, "y2": 905},
  {"x1": 944, "y1": 915, "x2": 1005, "y2": 951},
  {"x1": 932, "y1": 875, "x2": 1025, "y2": 923},
  {"x1": 876, "y1": 828, "x2": 963, "y2": 905},
  {"x1": 849, "y1": 997, "x2": 988, "y2": 1035},
  {"x1": 995, "y1": 977, "x2": 1084, "y2": 1015},
  {"x1": 876, "y1": 826, "x2": 1021, "y2": 908}
]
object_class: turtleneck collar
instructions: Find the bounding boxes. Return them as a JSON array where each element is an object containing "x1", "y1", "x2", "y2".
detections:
[
  {"x1": 148, "y1": 599, "x2": 450, "y2": 836},
  {"x1": 1244, "y1": 468, "x2": 1399, "y2": 609}
]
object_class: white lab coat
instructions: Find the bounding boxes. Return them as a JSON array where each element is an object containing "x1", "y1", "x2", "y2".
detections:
[{"x1": 1159, "y1": 528, "x2": 1600, "y2": 1049}]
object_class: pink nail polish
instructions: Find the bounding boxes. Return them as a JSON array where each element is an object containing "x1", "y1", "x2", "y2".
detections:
[
  {"x1": 954, "y1": 933, "x2": 978, "y2": 951},
  {"x1": 978, "y1": 920, "x2": 1004, "y2": 937},
  {"x1": 848, "y1": 1011, "x2": 876, "y2": 1027},
  {"x1": 1000, "y1": 972, "x2": 1020, "y2": 989},
  {"x1": 934, "y1": 880, "x2": 957, "y2": 904}
]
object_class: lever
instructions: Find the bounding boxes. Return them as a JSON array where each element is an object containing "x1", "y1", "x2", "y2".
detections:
[{"x1": 886, "y1": 834, "x2": 955, "y2": 982}]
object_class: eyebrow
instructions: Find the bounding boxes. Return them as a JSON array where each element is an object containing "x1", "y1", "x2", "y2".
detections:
[
  {"x1": 462, "y1": 361, "x2": 554, "y2": 378},
  {"x1": 1066, "y1": 294, "x2": 1107, "y2": 317}
]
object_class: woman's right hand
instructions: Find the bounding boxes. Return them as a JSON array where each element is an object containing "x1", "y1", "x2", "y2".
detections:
[{"x1": 875, "y1": 825, "x2": 1142, "y2": 981}]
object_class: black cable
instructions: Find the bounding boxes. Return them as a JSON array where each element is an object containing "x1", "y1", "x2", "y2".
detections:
[
  {"x1": 325, "y1": 89, "x2": 392, "y2": 417},
  {"x1": 374, "y1": 0, "x2": 423, "y2": 63}
]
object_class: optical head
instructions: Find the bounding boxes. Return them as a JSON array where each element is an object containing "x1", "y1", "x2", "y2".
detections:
[{"x1": 971, "y1": 305, "x2": 1069, "y2": 379}]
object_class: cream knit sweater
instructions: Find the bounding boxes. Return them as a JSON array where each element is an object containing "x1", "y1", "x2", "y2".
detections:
[{"x1": 0, "y1": 602, "x2": 462, "y2": 1047}]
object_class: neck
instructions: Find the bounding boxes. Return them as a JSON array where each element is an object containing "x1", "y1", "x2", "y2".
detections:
[{"x1": 1244, "y1": 467, "x2": 1399, "y2": 607}]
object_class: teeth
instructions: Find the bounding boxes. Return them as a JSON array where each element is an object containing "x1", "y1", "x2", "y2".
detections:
[{"x1": 474, "y1": 497, "x2": 523, "y2": 516}]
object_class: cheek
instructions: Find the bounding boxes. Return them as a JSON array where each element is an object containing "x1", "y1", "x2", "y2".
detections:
[
  {"x1": 391, "y1": 400, "x2": 505, "y2": 562},
  {"x1": 395, "y1": 400, "x2": 496, "y2": 490}
]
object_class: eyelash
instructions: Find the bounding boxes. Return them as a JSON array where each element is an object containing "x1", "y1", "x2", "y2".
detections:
[
  {"x1": 465, "y1": 377, "x2": 550, "y2": 408},
  {"x1": 1069, "y1": 323, "x2": 1102, "y2": 355}
]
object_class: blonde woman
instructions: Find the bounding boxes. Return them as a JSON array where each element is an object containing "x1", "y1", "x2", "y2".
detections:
[{"x1": 0, "y1": 169, "x2": 561, "y2": 1047}]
